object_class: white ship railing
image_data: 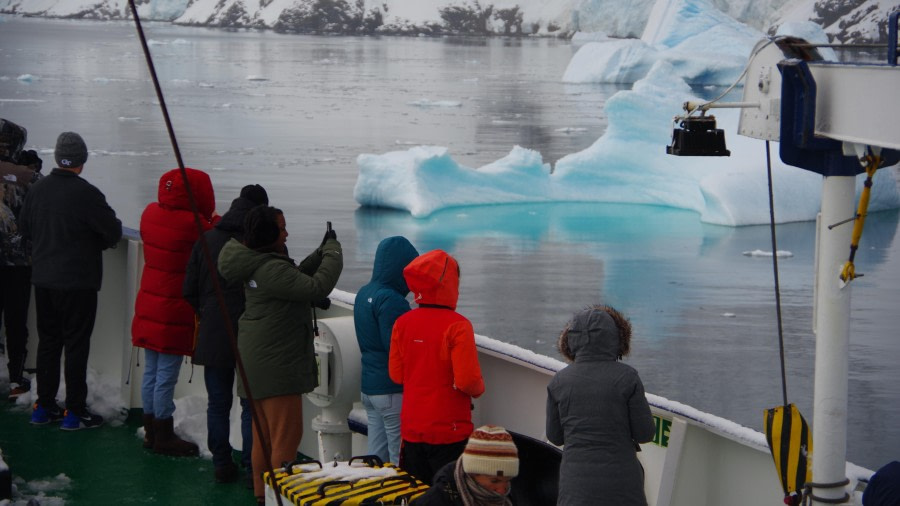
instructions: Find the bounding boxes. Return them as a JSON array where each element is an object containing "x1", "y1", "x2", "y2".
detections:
[{"x1": 20, "y1": 230, "x2": 871, "y2": 506}]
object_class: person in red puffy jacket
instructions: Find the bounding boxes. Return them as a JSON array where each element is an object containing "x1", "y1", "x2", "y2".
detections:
[
  {"x1": 389, "y1": 249, "x2": 485, "y2": 485},
  {"x1": 132, "y1": 167, "x2": 216, "y2": 457}
]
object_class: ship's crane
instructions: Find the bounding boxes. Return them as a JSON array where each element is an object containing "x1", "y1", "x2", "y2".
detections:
[{"x1": 668, "y1": 12, "x2": 900, "y2": 506}]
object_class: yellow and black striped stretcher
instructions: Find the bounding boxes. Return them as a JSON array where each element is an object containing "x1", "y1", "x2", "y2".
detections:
[{"x1": 264, "y1": 456, "x2": 429, "y2": 505}]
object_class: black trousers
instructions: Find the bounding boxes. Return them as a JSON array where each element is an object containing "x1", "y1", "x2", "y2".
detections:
[
  {"x1": 400, "y1": 439, "x2": 467, "y2": 486},
  {"x1": 0, "y1": 266, "x2": 32, "y2": 384},
  {"x1": 34, "y1": 287, "x2": 97, "y2": 413}
]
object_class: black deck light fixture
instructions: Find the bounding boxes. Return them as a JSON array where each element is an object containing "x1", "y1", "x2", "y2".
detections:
[
  {"x1": 665, "y1": 35, "x2": 835, "y2": 160},
  {"x1": 666, "y1": 105, "x2": 730, "y2": 156}
]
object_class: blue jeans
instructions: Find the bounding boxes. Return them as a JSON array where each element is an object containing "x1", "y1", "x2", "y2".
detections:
[
  {"x1": 362, "y1": 392, "x2": 402, "y2": 465},
  {"x1": 141, "y1": 350, "x2": 182, "y2": 419},
  {"x1": 205, "y1": 365, "x2": 252, "y2": 469}
]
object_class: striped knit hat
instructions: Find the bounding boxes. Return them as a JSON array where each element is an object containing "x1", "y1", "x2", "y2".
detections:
[{"x1": 461, "y1": 425, "x2": 519, "y2": 478}]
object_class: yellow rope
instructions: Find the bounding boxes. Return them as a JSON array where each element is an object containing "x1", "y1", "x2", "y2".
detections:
[{"x1": 839, "y1": 153, "x2": 882, "y2": 283}]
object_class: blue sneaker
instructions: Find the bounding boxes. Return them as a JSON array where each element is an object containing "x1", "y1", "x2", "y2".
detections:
[
  {"x1": 60, "y1": 409, "x2": 104, "y2": 431},
  {"x1": 30, "y1": 402, "x2": 65, "y2": 425}
]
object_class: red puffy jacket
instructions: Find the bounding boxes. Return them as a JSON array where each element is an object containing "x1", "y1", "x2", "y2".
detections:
[
  {"x1": 389, "y1": 249, "x2": 485, "y2": 444},
  {"x1": 132, "y1": 168, "x2": 215, "y2": 356}
]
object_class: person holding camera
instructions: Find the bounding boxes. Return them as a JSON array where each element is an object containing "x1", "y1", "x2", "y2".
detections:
[
  {"x1": 0, "y1": 118, "x2": 42, "y2": 402},
  {"x1": 217, "y1": 207, "x2": 343, "y2": 504}
]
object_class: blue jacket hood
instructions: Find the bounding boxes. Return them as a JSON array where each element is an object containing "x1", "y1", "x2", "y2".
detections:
[{"x1": 371, "y1": 236, "x2": 419, "y2": 295}]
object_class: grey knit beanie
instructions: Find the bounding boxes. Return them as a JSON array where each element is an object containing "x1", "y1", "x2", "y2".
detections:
[{"x1": 55, "y1": 132, "x2": 88, "y2": 168}]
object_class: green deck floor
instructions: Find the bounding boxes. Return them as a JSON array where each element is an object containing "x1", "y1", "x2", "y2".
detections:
[{"x1": 1, "y1": 402, "x2": 256, "y2": 505}]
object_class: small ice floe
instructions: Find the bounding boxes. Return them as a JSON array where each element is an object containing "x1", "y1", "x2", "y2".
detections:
[
  {"x1": 491, "y1": 119, "x2": 516, "y2": 125},
  {"x1": 407, "y1": 99, "x2": 462, "y2": 108},
  {"x1": 17, "y1": 74, "x2": 38, "y2": 82},
  {"x1": 117, "y1": 116, "x2": 141, "y2": 122},
  {"x1": 571, "y1": 31, "x2": 610, "y2": 44},
  {"x1": 170, "y1": 78, "x2": 191, "y2": 85},
  {"x1": 722, "y1": 313, "x2": 736, "y2": 318},
  {"x1": 394, "y1": 140, "x2": 418, "y2": 146},
  {"x1": 198, "y1": 82, "x2": 215, "y2": 88},
  {"x1": 246, "y1": 75, "x2": 269, "y2": 81},
  {"x1": 172, "y1": 38, "x2": 190, "y2": 45},
  {"x1": 98, "y1": 150, "x2": 163, "y2": 157},
  {"x1": 147, "y1": 39, "x2": 166, "y2": 46},
  {"x1": 555, "y1": 127, "x2": 588, "y2": 133},
  {"x1": 94, "y1": 77, "x2": 129, "y2": 84},
  {"x1": 742, "y1": 249, "x2": 794, "y2": 258}
]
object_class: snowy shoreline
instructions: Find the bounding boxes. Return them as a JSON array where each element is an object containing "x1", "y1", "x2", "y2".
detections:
[{"x1": 1, "y1": 0, "x2": 894, "y2": 44}]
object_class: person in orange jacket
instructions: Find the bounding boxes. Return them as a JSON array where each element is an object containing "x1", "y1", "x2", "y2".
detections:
[{"x1": 388, "y1": 249, "x2": 484, "y2": 485}]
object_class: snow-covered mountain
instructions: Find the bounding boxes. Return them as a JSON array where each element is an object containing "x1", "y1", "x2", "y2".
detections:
[{"x1": 0, "y1": 0, "x2": 896, "y2": 43}]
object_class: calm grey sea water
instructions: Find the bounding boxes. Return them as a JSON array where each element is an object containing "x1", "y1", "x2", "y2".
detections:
[{"x1": 1, "y1": 16, "x2": 898, "y2": 471}]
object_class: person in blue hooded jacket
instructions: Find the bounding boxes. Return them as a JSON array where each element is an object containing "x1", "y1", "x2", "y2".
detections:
[{"x1": 353, "y1": 235, "x2": 419, "y2": 465}]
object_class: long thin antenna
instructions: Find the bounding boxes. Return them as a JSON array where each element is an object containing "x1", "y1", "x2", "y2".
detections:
[{"x1": 765, "y1": 140, "x2": 789, "y2": 406}]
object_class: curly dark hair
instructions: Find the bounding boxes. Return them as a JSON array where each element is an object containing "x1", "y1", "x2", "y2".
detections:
[
  {"x1": 243, "y1": 205, "x2": 283, "y2": 251},
  {"x1": 557, "y1": 304, "x2": 632, "y2": 362}
]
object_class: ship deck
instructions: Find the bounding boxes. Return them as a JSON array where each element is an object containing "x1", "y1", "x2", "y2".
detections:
[{"x1": 1, "y1": 402, "x2": 255, "y2": 505}]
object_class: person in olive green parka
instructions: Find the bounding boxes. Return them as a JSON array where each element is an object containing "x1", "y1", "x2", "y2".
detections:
[{"x1": 217, "y1": 206, "x2": 342, "y2": 503}]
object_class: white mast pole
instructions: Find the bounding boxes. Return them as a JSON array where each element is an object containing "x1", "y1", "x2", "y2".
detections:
[{"x1": 811, "y1": 175, "x2": 855, "y2": 504}]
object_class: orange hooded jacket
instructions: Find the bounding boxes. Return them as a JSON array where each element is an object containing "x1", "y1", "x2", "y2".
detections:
[{"x1": 389, "y1": 249, "x2": 485, "y2": 445}]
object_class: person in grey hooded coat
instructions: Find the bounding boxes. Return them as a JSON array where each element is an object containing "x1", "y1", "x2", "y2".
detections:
[{"x1": 546, "y1": 305, "x2": 656, "y2": 506}]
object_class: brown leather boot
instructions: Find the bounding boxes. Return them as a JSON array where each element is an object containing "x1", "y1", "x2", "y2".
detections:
[
  {"x1": 153, "y1": 416, "x2": 199, "y2": 457},
  {"x1": 142, "y1": 413, "x2": 155, "y2": 449}
]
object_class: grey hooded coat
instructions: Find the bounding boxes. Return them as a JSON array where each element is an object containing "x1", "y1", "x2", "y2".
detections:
[{"x1": 546, "y1": 308, "x2": 656, "y2": 505}]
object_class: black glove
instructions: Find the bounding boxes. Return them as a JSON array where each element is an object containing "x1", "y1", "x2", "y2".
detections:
[
  {"x1": 313, "y1": 298, "x2": 331, "y2": 310},
  {"x1": 321, "y1": 229, "x2": 337, "y2": 247}
]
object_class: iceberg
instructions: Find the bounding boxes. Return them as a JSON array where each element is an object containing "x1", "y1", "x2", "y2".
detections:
[
  {"x1": 355, "y1": 60, "x2": 900, "y2": 226},
  {"x1": 354, "y1": 0, "x2": 900, "y2": 226}
]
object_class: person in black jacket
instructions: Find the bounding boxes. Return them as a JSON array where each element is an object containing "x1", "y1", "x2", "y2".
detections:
[
  {"x1": 863, "y1": 461, "x2": 900, "y2": 506},
  {"x1": 414, "y1": 425, "x2": 519, "y2": 506},
  {"x1": 18, "y1": 131, "x2": 122, "y2": 430},
  {"x1": 183, "y1": 184, "x2": 268, "y2": 484}
]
